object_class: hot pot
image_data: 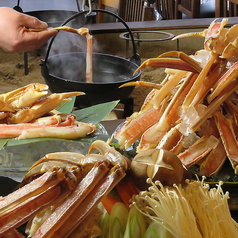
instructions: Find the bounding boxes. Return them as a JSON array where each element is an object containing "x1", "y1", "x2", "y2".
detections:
[{"x1": 41, "y1": 9, "x2": 141, "y2": 108}]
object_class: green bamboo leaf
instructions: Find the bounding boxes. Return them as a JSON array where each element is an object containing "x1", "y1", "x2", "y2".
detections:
[
  {"x1": 0, "y1": 139, "x2": 10, "y2": 150},
  {"x1": 73, "y1": 100, "x2": 119, "y2": 124},
  {"x1": 56, "y1": 96, "x2": 76, "y2": 113}
]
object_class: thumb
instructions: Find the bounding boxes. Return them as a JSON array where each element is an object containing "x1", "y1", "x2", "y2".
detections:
[{"x1": 22, "y1": 14, "x2": 48, "y2": 29}]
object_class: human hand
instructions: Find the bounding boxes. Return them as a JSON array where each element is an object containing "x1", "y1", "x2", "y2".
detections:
[{"x1": 0, "y1": 7, "x2": 58, "y2": 52}]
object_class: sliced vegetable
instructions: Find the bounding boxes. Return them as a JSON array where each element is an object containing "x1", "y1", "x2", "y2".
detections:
[
  {"x1": 109, "y1": 202, "x2": 129, "y2": 238},
  {"x1": 144, "y1": 221, "x2": 172, "y2": 238},
  {"x1": 123, "y1": 204, "x2": 147, "y2": 238},
  {"x1": 98, "y1": 208, "x2": 110, "y2": 238}
]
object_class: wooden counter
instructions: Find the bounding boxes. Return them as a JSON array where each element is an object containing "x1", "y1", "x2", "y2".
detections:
[{"x1": 87, "y1": 17, "x2": 238, "y2": 34}]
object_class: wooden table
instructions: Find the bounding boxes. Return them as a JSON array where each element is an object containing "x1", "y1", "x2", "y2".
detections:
[{"x1": 86, "y1": 17, "x2": 238, "y2": 35}]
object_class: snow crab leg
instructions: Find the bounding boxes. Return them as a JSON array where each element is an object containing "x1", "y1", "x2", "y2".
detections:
[
  {"x1": 7, "y1": 91, "x2": 84, "y2": 124},
  {"x1": 0, "y1": 83, "x2": 48, "y2": 112},
  {"x1": 114, "y1": 18, "x2": 238, "y2": 176},
  {"x1": 0, "y1": 140, "x2": 129, "y2": 237},
  {"x1": 23, "y1": 26, "x2": 89, "y2": 35}
]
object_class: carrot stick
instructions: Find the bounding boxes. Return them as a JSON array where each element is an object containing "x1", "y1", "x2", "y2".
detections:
[
  {"x1": 115, "y1": 178, "x2": 139, "y2": 209},
  {"x1": 101, "y1": 195, "x2": 120, "y2": 214}
]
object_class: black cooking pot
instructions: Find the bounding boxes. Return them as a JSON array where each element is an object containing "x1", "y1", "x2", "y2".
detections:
[{"x1": 41, "y1": 9, "x2": 141, "y2": 108}]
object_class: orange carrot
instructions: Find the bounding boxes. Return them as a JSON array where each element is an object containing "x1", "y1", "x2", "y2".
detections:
[
  {"x1": 101, "y1": 195, "x2": 120, "y2": 214},
  {"x1": 115, "y1": 178, "x2": 139, "y2": 209}
]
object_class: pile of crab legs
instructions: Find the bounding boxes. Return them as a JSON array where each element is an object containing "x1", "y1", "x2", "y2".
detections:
[
  {"x1": 115, "y1": 18, "x2": 238, "y2": 177},
  {"x1": 0, "y1": 18, "x2": 238, "y2": 237},
  {"x1": 0, "y1": 83, "x2": 96, "y2": 139},
  {"x1": 0, "y1": 140, "x2": 130, "y2": 238}
]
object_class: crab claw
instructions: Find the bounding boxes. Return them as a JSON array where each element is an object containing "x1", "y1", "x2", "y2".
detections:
[
  {"x1": 119, "y1": 81, "x2": 163, "y2": 90},
  {"x1": 173, "y1": 30, "x2": 207, "y2": 41},
  {"x1": 158, "y1": 51, "x2": 203, "y2": 72},
  {"x1": 133, "y1": 57, "x2": 201, "y2": 76},
  {"x1": 88, "y1": 140, "x2": 130, "y2": 170},
  {"x1": 207, "y1": 61, "x2": 238, "y2": 103},
  {"x1": 0, "y1": 83, "x2": 48, "y2": 112},
  {"x1": 215, "y1": 111, "x2": 238, "y2": 174},
  {"x1": 221, "y1": 39, "x2": 238, "y2": 62},
  {"x1": 8, "y1": 92, "x2": 85, "y2": 124}
]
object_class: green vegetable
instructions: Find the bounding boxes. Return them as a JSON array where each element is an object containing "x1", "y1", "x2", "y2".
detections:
[
  {"x1": 123, "y1": 204, "x2": 147, "y2": 238},
  {"x1": 144, "y1": 221, "x2": 172, "y2": 238},
  {"x1": 109, "y1": 202, "x2": 129, "y2": 238},
  {"x1": 98, "y1": 210, "x2": 110, "y2": 238}
]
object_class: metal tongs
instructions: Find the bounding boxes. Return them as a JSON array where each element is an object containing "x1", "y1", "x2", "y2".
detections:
[{"x1": 82, "y1": 0, "x2": 93, "y2": 15}]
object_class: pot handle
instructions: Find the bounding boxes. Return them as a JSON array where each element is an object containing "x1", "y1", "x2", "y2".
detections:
[{"x1": 44, "y1": 9, "x2": 141, "y2": 66}]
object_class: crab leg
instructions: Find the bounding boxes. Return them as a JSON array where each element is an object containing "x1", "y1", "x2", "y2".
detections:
[
  {"x1": 0, "y1": 114, "x2": 76, "y2": 138},
  {"x1": 88, "y1": 140, "x2": 130, "y2": 169},
  {"x1": 225, "y1": 99, "x2": 238, "y2": 125},
  {"x1": 0, "y1": 83, "x2": 48, "y2": 111},
  {"x1": 0, "y1": 170, "x2": 65, "y2": 235},
  {"x1": 199, "y1": 138, "x2": 227, "y2": 176},
  {"x1": 2, "y1": 229, "x2": 24, "y2": 238},
  {"x1": 190, "y1": 60, "x2": 227, "y2": 106},
  {"x1": 152, "y1": 70, "x2": 189, "y2": 109},
  {"x1": 207, "y1": 61, "x2": 238, "y2": 103},
  {"x1": 24, "y1": 26, "x2": 89, "y2": 35},
  {"x1": 0, "y1": 185, "x2": 61, "y2": 235},
  {"x1": 50, "y1": 166, "x2": 126, "y2": 238},
  {"x1": 215, "y1": 111, "x2": 238, "y2": 173},
  {"x1": 0, "y1": 171, "x2": 64, "y2": 211},
  {"x1": 17, "y1": 122, "x2": 96, "y2": 140},
  {"x1": 8, "y1": 92, "x2": 84, "y2": 124},
  {"x1": 158, "y1": 51, "x2": 203, "y2": 73},
  {"x1": 178, "y1": 135, "x2": 219, "y2": 168},
  {"x1": 0, "y1": 115, "x2": 96, "y2": 139},
  {"x1": 86, "y1": 32, "x2": 93, "y2": 83},
  {"x1": 157, "y1": 125, "x2": 183, "y2": 151},
  {"x1": 181, "y1": 53, "x2": 218, "y2": 110},
  {"x1": 114, "y1": 105, "x2": 165, "y2": 150},
  {"x1": 137, "y1": 72, "x2": 196, "y2": 151},
  {"x1": 31, "y1": 161, "x2": 110, "y2": 238},
  {"x1": 133, "y1": 58, "x2": 200, "y2": 76},
  {"x1": 221, "y1": 37, "x2": 238, "y2": 62},
  {"x1": 191, "y1": 79, "x2": 238, "y2": 134},
  {"x1": 120, "y1": 81, "x2": 163, "y2": 91}
]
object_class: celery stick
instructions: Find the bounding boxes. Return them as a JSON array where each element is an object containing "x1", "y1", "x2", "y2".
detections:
[
  {"x1": 109, "y1": 202, "x2": 129, "y2": 238},
  {"x1": 123, "y1": 204, "x2": 147, "y2": 238},
  {"x1": 144, "y1": 221, "x2": 172, "y2": 238}
]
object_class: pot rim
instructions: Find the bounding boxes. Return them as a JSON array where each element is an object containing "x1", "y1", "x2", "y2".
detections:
[{"x1": 41, "y1": 52, "x2": 141, "y2": 85}]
